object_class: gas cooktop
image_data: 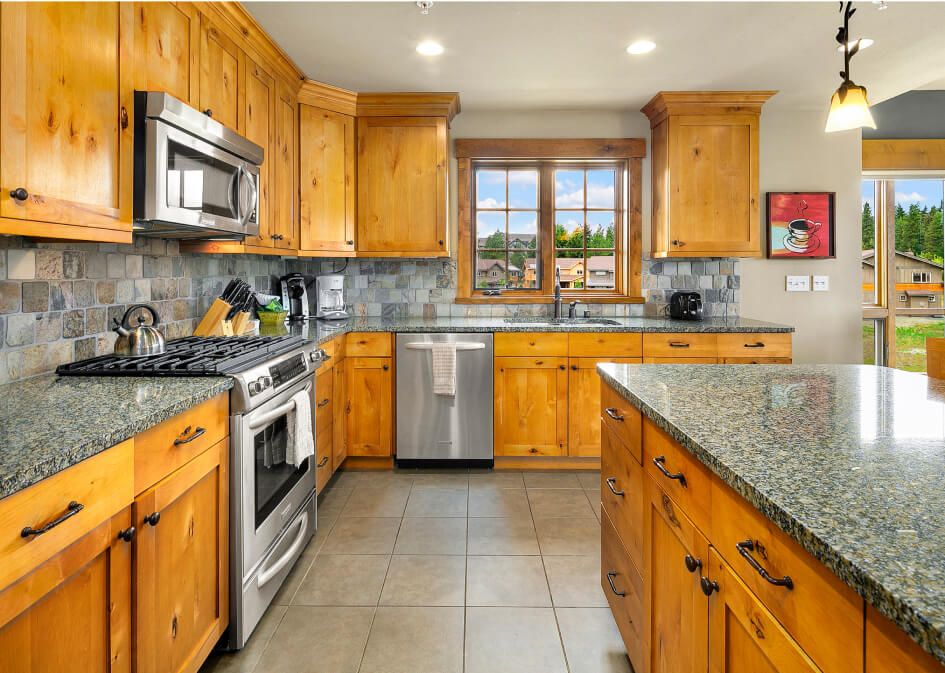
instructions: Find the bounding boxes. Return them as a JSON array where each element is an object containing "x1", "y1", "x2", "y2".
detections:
[{"x1": 56, "y1": 335, "x2": 308, "y2": 377}]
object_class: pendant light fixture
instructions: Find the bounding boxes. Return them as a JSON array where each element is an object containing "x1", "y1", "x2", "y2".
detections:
[{"x1": 825, "y1": 1, "x2": 876, "y2": 132}]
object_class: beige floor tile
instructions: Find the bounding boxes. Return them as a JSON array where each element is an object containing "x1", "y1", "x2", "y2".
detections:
[
  {"x1": 356, "y1": 470, "x2": 417, "y2": 488},
  {"x1": 359, "y1": 607, "x2": 464, "y2": 673},
  {"x1": 467, "y1": 517, "x2": 539, "y2": 555},
  {"x1": 468, "y1": 471, "x2": 525, "y2": 488},
  {"x1": 524, "y1": 471, "x2": 583, "y2": 489},
  {"x1": 271, "y1": 544, "x2": 319, "y2": 606},
  {"x1": 464, "y1": 607, "x2": 568, "y2": 673},
  {"x1": 198, "y1": 605, "x2": 286, "y2": 673},
  {"x1": 535, "y1": 517, "x2": 601, "y2": 556},
  {"x1": 319, "y1": 483, "x2": 354, "y2": 512},
  {"x1": 556, "y1": 607, "x2": 633, "y2": 673},
  {"x1": 404, "y1": 486, "x2": 468, "y2": 517},
  {"x1": 393, "y1": 517, "x2": 467, "y2": 555},
  {"x1": 411, "y1": 473, "x2": 470, "y2": 488},
  {"x1": 253, "y1": 606, "x2": 374, "y2": 673},
  {"x1": 322, "y1": 517, "x2": 402, "y2": 554},
  {"x1": 466, "y1": 555, "x2": 551, "y2": 607},
  {"x1": 586, "y1": 490, "x2": 602, "y2": 521},
  {"x1": 340, "y1": 485, "x2": 410, "y2": 517},
  {"x1": 330, "y1": 470, "x2": 362, "y2": 488},
  {"x1": 468, "y1": 487, "x2": 531, "y2": 518},
  {"x1": 577, "y1": 470, "x2": 602, "y2": 490},
  {"x1": 379, "y1": 555, "x2": 466, "y2": 606},
  {"x1": 527, "y1": 488, "x2": 596, "y2": 518},
  {"x1": 293, "y1": 554, "x2": 390, "y2": 606},
  {"x1": 543, "y1": 555, "x2": 609, "y2": 607}
]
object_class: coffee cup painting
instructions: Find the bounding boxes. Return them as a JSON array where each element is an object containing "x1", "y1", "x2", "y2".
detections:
[{"x1": 766, "y1": 192, "x2": 836, "y2": 258}]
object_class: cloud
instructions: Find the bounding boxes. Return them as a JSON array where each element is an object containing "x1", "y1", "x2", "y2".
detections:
[
  {"x1": 508, "y1": 171, "x2": 537, "y2": 185},
  {"x1": 554, "y1": 183, "x2": 615, "y2": 209},
  {"x1": 897, "y1": 191, "x2": 928, "y2": 203},
  {"x1": 477, "y1": 197, "x2": 504, "y2": 208}
]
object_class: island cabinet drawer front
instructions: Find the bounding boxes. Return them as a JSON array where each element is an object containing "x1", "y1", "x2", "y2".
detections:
[
  {"x1": 643, "y1": 332, "x2": 718, "y2": 358},
  {"x1": 315, "y1": 369, "x2": 334, "y2": 431},
  {"x1": 717, "y1": 333, "x2": 792, "y2": 358},
  {"x1": 601, "y1": 425, "x2": 644, "y2": 573},
  {"x1": 569, "y1": 333, "x2": 642, "y2": 357},
  {"x1": 600, "y1": 384, "x2": 642, "y2": 461},
  {"x1": 0, "y1": 439, "x2": 133, "y2": 592},
  {"x1": 719, "y1": 357, "x2": 792, "y2": 365},
  {"x1": 134, "y1": 393, "x2": 228, "y2": 495},
  {"x1": 711, "y1": 480, "x2": 864, "y2": 673},
  {"x1": 601, "y1": 509, "x2": 645, "y2": 670},
  {"x1": 866, "y1": 605, "x2": 945, "y2": 673},
  {"x1": 494, "y1": 332, "x2": 568, "y2": 357},
  {"x1": 642, "y1": 418, "x2": 712, "y2": 533},
  {"x1": 345, "y1": 332, "x2": 392, "y2": 357}
]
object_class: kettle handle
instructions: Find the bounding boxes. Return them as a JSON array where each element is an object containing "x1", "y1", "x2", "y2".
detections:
[{"x1": 120, "y1": 304, "x2": 161, "y2": 329}]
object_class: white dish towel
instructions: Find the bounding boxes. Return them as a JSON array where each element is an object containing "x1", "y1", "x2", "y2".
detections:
[
  {"x1": 285, "y1": 390, "x2": 315, "y2": 467},
  {"x1": 432, "y1": 342, "x2": 457, "y2": 396}
]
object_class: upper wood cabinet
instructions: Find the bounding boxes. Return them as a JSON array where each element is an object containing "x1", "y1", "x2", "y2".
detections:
[
  {"x1": 133, "y1": 1, "x2": 199, "y2": 104},
  {"x1": 243, "y1": 55, "x2": 275, "y2": 249},
  {"x1": 0, "y1": 2, "x2": 134, "y2": 243},
  {"x1": 272, "y1": 80, "x2": 299, "y2": 250},
  {"x1": 299, "y1": 104, "x2": 356, "y2": 255},
  {"x1": 642, "y1": 91, "x2": 775, "y2": 258},
  {"x1": 198, "y1": 14, "x2": 241, "y2": 131}
]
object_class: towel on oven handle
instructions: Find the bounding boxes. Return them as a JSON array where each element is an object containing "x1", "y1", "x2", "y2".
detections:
[{"x1": 286, "y1": 389, "x2": 315, "y2": 467}]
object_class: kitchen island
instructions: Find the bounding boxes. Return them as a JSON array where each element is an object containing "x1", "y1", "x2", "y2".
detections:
[{"x1": 597, "y1": 362, "x2": 945, "y2": 672}]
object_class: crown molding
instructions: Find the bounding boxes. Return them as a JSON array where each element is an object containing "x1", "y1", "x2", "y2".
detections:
[{"x1": 641, "y1": 91, "x2": 778, "y2": 127}]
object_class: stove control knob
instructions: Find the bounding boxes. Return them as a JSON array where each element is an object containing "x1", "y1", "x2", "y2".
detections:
[
  {"x1": 248, "y1": 381, "x2": 261, "y2": 395},
  {"x1": 262, "y1": 376, "x2": 272, "y2": 389}
]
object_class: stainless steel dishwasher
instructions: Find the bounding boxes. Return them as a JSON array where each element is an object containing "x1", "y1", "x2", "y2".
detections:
[{"x1": 395, "y1": 333, "x2": 494, "y2": 465}]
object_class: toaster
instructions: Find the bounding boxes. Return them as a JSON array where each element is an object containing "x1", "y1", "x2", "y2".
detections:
[{"x1": 669, "y1": 291, "x2": 703, "y2": 321}]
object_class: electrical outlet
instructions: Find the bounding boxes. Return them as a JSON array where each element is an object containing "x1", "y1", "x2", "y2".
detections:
[
  {"x1": 813, "y1": 275, "x2": 830, "y2": 291},
  {"x1": 786, "y1": 275, "x2": 810, "y2": 292}
]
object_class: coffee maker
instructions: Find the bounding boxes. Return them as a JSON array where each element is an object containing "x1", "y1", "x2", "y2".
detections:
[
  {"x1": 315, "y1": 274, "x2": 348, "y2": 320},
  {"x1": 280, "y1": 273, "x2": 310, "y2": 321}
]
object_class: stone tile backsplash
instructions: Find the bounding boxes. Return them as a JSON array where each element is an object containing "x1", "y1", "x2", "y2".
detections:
[{"x1": 0, "y1": 236, "x2": 738, "y2": 382}]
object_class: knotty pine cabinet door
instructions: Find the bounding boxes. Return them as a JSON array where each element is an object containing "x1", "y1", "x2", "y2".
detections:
[
  {"x1": 568, "y1": 357, "x2": 641, "y2": 457},
  {"x1": 345, "y1": 357, "x2": 393, "y2": 456},
  {"x1": 198, "y1": 14, "x2": 240, "y2": 131},
  {"x1": 243, "y1": 56, "x2": 275, "y2": 249},
  {"x1": 0, "y1": 2, "x2": 134, "y2": 239},
  {"x1": 271, "y1": 80, "x2": 298, "y2": 250},
  {"x1": 133, "y1": 1, "x2": 199, "y2": 105},
  {"x1": 333, "y1": 358, "x2": 348, "y2": 469},
  {"x1": 494, "y1": 356, "x2": 568, "y2": 456},
  {"x1": 0, "y1": 508, "x2": 133, "y2": 673},
  {"x1": 134, "y1": 440, "x2": 228, "y2": 673}
]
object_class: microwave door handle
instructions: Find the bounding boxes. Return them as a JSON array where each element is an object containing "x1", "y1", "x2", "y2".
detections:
[
  {"x1": 228, "y1": 166, "x2": 241, "y2": 223},
  {"x1": 240, "y1": 165, "x2": 258, "y2": 227}
]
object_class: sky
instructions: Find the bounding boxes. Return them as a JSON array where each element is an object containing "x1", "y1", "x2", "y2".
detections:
[{"x1": 861, "y1": 179, "x2": 945, "y2": 211}]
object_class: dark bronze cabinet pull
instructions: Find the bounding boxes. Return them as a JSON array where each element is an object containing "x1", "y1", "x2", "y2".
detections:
[
  {"x1": 736, "y1": 539, "x2": 794, "y2": 589},
  {"x1": 668, "y1": 342, "x2": 690, "y2": 348},
  {"x1": 317, "y1": 398, "x2": 330, "y2": 407},
  {"x1": 604, "y1": 407, "x2": 624, "y2": 422},
  {"x1": 559, "y1": 364, "x2": 566, "y2": 370},
  {"x1": 317, "y1": 456, "x2": 329, "y2": 468},
  {"x1": 652, "y1": 456, "x2": 687, "y2": 487},
  {"x1": 684, "y1": 554, "x2": 702, "y2": 573},
  {"x1": 606, "y1": 571, "x2": 625, "y2": 596},
  {"x1": 9, "y1": 188, "x2": 28, "y2": 202},
  {"x1": 144, "y1": 512, "x2": 161, "y2": 527},
  {"x1": 118, "y1": 526, "x2": 136, "y2": 542},
  {"x1": 744, "y1": 343, "x2": 765, "y2": 348},
  {"x1": 21, "y1": 501, "x2": 84, "y2": 538},
  {"x1": 174, "y1": 426, "x2": 206, "y2": 445},
  {"x1": 605, "y1": 477, "x2": 624, "y2": 496},
  {"x1": 700, "y1": 576, "x2": 719, "y2": 596}
]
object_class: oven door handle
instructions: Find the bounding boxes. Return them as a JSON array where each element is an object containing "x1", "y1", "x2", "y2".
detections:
[
  {"x1": 256, "y1": 510, "x2": 309, "y2": 590},
  {"x1": 247, "y1": 384, "x2": 311, "y2": 431}
]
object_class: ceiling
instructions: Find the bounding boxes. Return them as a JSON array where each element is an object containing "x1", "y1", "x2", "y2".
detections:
[{"x1": 245, "y1": 1, "x2": 945, "y2": 112}]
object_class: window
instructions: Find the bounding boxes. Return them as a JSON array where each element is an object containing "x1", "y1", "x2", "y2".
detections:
[
  {"x1": 900, "y1": 295, "x2": 908, "y2": 302},
  {"x1": 456, "y1": 139, "x2": 644, "y2": 303},
  {"x1": 913, "y1": 271, "x2": 932, "y2": 283}
]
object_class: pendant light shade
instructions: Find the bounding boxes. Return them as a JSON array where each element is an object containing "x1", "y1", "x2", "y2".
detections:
[{"x1": 825, "y1": 85, "x2": 876, "y2": 132}]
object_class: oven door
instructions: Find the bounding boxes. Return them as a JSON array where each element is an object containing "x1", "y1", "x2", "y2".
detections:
[{"x1": 234, "y1": 378, "x2": 316, "y2": 574}]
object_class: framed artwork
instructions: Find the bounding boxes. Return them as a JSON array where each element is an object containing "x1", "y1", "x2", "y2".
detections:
[{"x1": 766, "y1": 192, "x2": 836, "y2": 259}]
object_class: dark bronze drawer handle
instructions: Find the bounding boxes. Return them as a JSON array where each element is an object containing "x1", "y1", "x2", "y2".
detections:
[
  {"x1": 606, "y1": 571, "x2": 625, "y2": 597},
  {"x1": 118, "y1": 526, "x2": 136, "y2": 543},
  {"x1": 700, "y1": 576, "x2": 719, "y2": 596},
  {"x1": 744, "y1": 343, "x2": 765, "y2": 348},
  {"x1": 174, "y1": 426, "x2": 206, "y2": 445},
  {"x1": 604, "y1": 407, "x2": 624, "y2": 422},
  {"x1": 317, "y1": 456, "x2": 329, "y2": 468},
  {"x1": 21, "y1": 501, "x2": 84, "y2": 538},
  {"x1": 317, "y1": 398, "x2": 330, "y2": 407},
  {"x1": 736, "y1": 539, "x2": 794, "y2": 589},
  {"x1": 684, "y1": 554, "x2": 702, "y2": 573},
  {"x1": 605, "y1": 477, "x2": 624, "y2": 496},
  {"x1": 668, "y1": 342, "x2": 690, "y2": 348},
  {"x1": 652, "y1": 456, "x2": 687, "y2": 487}
]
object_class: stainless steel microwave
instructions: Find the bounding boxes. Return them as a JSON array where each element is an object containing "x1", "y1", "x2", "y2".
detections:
[{"x1": 133, "y1": 91, "x2": 263, "y2": 239}]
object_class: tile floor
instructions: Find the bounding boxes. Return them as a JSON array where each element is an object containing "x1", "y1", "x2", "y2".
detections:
[{"x1": 201, "y1": 468, "x2": 632, "y2": 673}]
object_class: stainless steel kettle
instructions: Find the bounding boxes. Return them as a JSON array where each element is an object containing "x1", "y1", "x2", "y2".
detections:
[{"x1": 113, "y1": 304, "x2": 166, "y2": 357}]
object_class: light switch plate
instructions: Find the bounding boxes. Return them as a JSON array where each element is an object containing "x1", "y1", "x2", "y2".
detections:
[
  {"x1": 813, "y1": 275, "x2": 830, "y2": 291},
  {"x1": 786, "y1": 275, "x2": 810, "y2": 292}
]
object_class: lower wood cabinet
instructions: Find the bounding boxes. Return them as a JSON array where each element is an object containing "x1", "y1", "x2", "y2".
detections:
[
  {"x1": 345, "y1": 356, "x2": 393, "y2": 456},
  {"x1": 333, "y1": 358, "x2": 347, "y2": 468},
  {"x1": 601, "y1": 508, "x2": 646, "y2": 668},
  {"x1": 866, "y1": 605, "x2": 945, "y2": 673},
  {"x1": 493, "y1": 356, "x2": 568, "y2": 456},
  {"x1": 568, "y1": 356, "x2": 640, "y2": 456}
]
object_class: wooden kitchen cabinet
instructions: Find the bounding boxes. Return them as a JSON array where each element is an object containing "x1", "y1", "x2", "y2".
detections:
[
  {"x1": 133, "y1": 1, "x2": 200, "y2": 105},
  {"x1": 271, "y1": 79, "x2": 299, "y2": 250},
  {"x1": 315, "y1": 367, "x2": 333, "y2": 491},
  {"x1": 133, "y1": 439, "x2": 228, "y2": 673},
  {"x1": 198, "y1": 13, "x2": 241, "y2": 131},
  {"x1": 299, "y1": 104, "x2": 356, "y2": 255},
  {"x1": 866, "y1": 605, "x2": 945, "y2": 673},
  {"x1": 568, "y1": 357, "x2": 640, "y2": 457},
  {"x1": 0, "y1": 1, "x2": 134, "y2": 243},
  {"x1": 242, "y1": 55, "x2": 275, "y2": 249},
  {"x1": 493, "y1": 356, "x2": 568, "y2": 456},
  {"x1": 0, "y1": 508, "x2": 134, "y2": 673},
  {"x1": 333, "y1": 357, "x2": 347, "y2": 470},
  {"x1": 641, "y1": 92, "x2": 775, "y2": 258},
  {"x1": 345, "y1": 356, "x2": 393, "y2": 456}
]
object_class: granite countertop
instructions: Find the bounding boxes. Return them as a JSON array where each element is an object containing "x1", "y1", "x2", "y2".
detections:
[
  {"x1": 0, "y1": 375, "x2": 232, "y2": 501},
  {"x1": 597, "y1": 363, "x2": 945, "y2": 664}
]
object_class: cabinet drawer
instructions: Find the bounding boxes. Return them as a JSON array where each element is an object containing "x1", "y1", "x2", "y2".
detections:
[
  {"x1": 569, "y1": 333, "x2": 642, "y2": 357},
  {"x1": 600, "y1": 383, "x2": 642, "y2": 461},
  {"x1": 345, "y1": 332, "x2": 392, "y2": 357},
  {"x1": 134, "y1": 393, "x2": 228, "y2": 494},
  {"x1": 0, "y1": 439, "x2": 133, "y2": 592},
  {"x1": 642, "y1": 418, "x2": 712, "y2": 533},
  {"x1": 866, "y1": 605, "x2": 945, "y2": 673},
  {"x1": 601, "y1": 509, "x2": 645, "y2": 670},
  {"x1": 643, "y1": 357, "x2": 718, "y2": 364},
  {"x1": 717, "y1": 333, "x2": 792, "y2": 358},
  {"x1": 711, "y1": 479, "x2": 864, "y2": 673},
  {"x1": 315, "y1": 429, "x2": 332, "y2": 493},
  {"x1": 643, "y1": 332, "x2": 717, "y2": 358},
  {"x1": 315, "y1": 369, "x2": 333, "y2": 431},
  {"x1": 495, "y1": 332, "x2": 568, "y2": 357},
  {"x1": 601, "y1": 425, "x2": 644, "y2": 573},
  {"x1": 719, "y1": 356, "x2": 792, "y2": 364}
]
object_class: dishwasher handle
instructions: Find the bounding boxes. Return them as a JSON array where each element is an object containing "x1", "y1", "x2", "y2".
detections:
[{"x1": 404, "y1": 342, "x2": 485, "y2": 351}]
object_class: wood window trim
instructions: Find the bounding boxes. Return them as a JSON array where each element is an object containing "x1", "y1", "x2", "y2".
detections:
[{"x1": 456, "y1": 138, "x2": 645, "y2": 304}]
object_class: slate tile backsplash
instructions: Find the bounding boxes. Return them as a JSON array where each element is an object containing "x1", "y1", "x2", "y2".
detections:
[{"x1": 0, "y1": 236, "x2": 738, "y2": 382}]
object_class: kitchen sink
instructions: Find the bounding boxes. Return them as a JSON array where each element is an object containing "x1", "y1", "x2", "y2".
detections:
[{"x1": 503, "y1": 317, "x2": 622, "y2": 326}]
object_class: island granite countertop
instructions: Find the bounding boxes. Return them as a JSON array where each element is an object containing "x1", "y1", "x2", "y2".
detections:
[
  {"x1": 0, "y1": 375, "x2": 232, "y2": 501},
  {"x1": 597, "y1": 363, "x2": 945, "y2": 664}
]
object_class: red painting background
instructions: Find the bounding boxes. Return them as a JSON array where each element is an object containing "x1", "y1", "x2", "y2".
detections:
[{"x1": 768, "y1": 192, "x2": 833, "y2": 258}]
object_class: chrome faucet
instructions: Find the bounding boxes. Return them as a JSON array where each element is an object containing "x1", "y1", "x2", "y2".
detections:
[
  {"x1": 568, "y1": 300, "x2": 583, "y2": 319},
  {"x1": 553, "y1": 266, "x2": 562, "y2": 318}
]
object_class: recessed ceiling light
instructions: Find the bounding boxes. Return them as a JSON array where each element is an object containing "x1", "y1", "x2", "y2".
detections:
[
  {"x1": 416, "y1": 41, "x2": 444, "y2": 56},
  {"x1": 626, "y1": 40, "x2": 656, "y2": 55},
  {"x1": 838, "y1": 37, "x2": 873, "y2": 52}
]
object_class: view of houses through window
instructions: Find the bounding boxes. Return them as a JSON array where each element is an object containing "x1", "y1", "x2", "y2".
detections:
[{"x1": 475, "y1": 168, "x2": 539, "y2": 290}]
